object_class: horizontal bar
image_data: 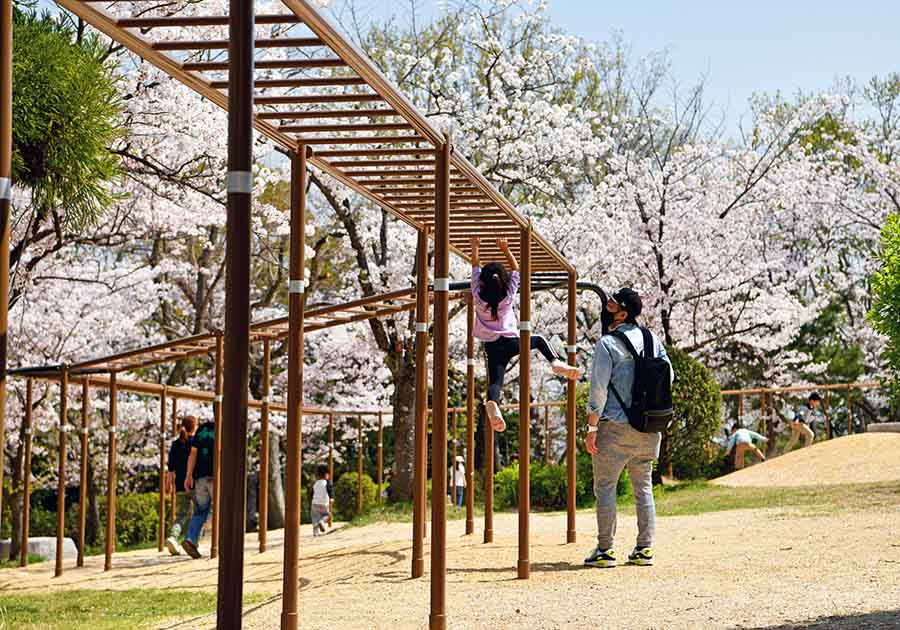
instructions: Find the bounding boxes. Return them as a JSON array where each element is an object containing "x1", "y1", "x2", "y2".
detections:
[
  {"x1": 184, "y1": 58, "x2": 346, "y2": 72},
  {"x1": 314, "y1": 148, "x2": 435, "y2": 158},
  {"x1": 341, "y1": 168, "x2": 432, "y2": 177},
  {"x1": 299, "y1": 135, "x2": 427, "y2": 145},
  {"x1": 153, "y1": 37, "x2": 324, "y2": 51},
  {"x1": 257, "y1": 109, "x2": 399, "y2": 120},
  {"x1": 253, "y1": 92, "x2": 380, "y2": 104},
  {"x1": 328, "y1": 159, "x2": 434, "y2": 167},
  {"x1": 279, "y1": 122, "x2": 414, "y2": 133},
  {"x1": 118, "y1": 14, "x2": 300, "y2": 28}
]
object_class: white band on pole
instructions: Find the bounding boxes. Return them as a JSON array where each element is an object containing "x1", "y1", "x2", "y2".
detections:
[
  {"x1": 416, "y1": 323, "x2": 428, "y2": 333},
  {"x1": 328, "y1": 442, "x2": 334, "y2": 449},
  {"x1": 519, "y1": 321, "x2": 532, "y2": 332},
  {"x1": 434, "y1": 278, "x2": 450, "y2": 292},
  {"x1": 378, "y1": 442, "x2": 383, "y2": 448},
  {"x1": 227, "y1": 171, "x2": 253, "y2": 194},
  {"x1": 288, "y1": 280, "x2": 306, "y2": 294},
  {"x1": 467, "y1": 359, "x2": 476, "y2": 367},
  {"x1": 567, "y1": 345, "x2": 578, "y2": 353},
  {"x1": 24, "y1": 428, "x2": 31, "y2": 436},
  {"x1": 59, "y1": 425, "x2": 72, "y2": 433},
  {"x1": 109, "y1": 426, "x2": 117, "y2": 435},
  {"x1": 81, "y1": 428, "x2": 89, "y2": 436},
  {"x1": 0, "y1": 177, "x2": 11, "y2": 200},
  {"x1": 260, "y1": 396, "x2": 269, "y2": 404},
  {"x1": 214, "y1": 395, "x2": 223, "y2": 403}
]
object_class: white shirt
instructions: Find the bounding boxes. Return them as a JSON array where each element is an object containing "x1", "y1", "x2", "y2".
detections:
[
  {"x1": 449, "y1": 463, "x2": 466, "y2": 487},
  {"x1": 312, "y1": 479, "x2": 330, "y2": 506}
]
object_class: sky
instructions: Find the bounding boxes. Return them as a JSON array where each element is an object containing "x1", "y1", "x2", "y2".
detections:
[{"x1": 356, "y1": 0, "x2": 900, "y2": 135}]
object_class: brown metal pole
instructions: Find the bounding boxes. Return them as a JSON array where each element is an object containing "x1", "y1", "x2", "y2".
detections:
[
  {"x1": 412, "y1": 227, "x2": 429, "y2": 578},
  {"x1": 429, "y1": 135, "x2": 451, "y2": 630},
  {"x1": 328, "y1": 413, "x2": 334, "y2": 484},
  {"x1": 20, "y1": 379, "x2": 33, "y2": 567},
  {"x1": 565, "y1": 271, "x2": 577, "y2": 544},
  {"x1": 211, "y1": 335, "x2": 224, "y2": 560},
  {"x1": 465, "y1": 294, "x2": 475, "y2": 535},
  {"x1": 104, "y1": 372, "x2": 118, "y2": 571},
  {"x1": 737, "y1": 394, "x2": 744, "y2": 428},
  {"x1": 55, "y1": 368, "x2": 69, "y2": 577},
  {"x1": 357, "y1": 414, "x2": 363, "y2": 514},
  {"x1": 77, "y1": 379, "x2": 89, "y2": 567},
  {"x1": 280, "y1": 147, "x2": 307, "y2": 630},
  {"x1": 824, "y1": 391, "x2": 832, "y2": 439},
  {"x1": 543, "y1": 407, "x2": 550, "y2": 466},
  {"x1": 377, "y1": 412, "x2": 383, "y2": 504},
  {"x1": 259, "y1": 338, "x2": 271, "y2": 553},
  {"x1": 158, "y1": 387, "x2": 167, "y2": 553},
  {"x1": 0, "y1": 0, "x2": 13, "y2": 528},
  {"x1": 846, "y1": 385, "x2": 853, "y2": 435},
  {"x1": 760, "y1": 392, "x2": 768, "y2": 439},
  {"x1": 451, "y1": 411, "x2": 458, "y2": 505},
  {"x1": 170, "y1": 397, "x2": 178, "y2": 527},
  {"x1": 517, "y1": 224, "x2": 532, "y2": 580},
  {"x1": 484, "y1": 406, "x2": 494, "y2": 544}
]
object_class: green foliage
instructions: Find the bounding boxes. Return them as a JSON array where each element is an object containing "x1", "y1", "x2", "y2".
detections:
[
  {"x1": 333, "y1": 473, "x2": 376, "y2": 521},
  {"x1": 870, "y1": 214, "x2": 900, "y2": 402},
  {"x1": 12, "y1": 9, "x2": 122, "y2": 227},
  {"x1": 493, "y1": 459, "x2": 627, "y2": 510},
  {"x1": 668, "y1": 349, "x2": 723, "y2": 480}
]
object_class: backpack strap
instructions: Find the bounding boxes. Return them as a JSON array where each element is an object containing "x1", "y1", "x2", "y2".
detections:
[
  {"x1": 639, "y1": 327, "x2": 654, "y2": 359},
  {"x1": 610, "y1": 329, "x2": 640, "y2": 361}
]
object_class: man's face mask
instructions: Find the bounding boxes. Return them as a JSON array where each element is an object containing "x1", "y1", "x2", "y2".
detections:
[{"x1": 600, "y1": 305, "x2": 615, "y2": 333}]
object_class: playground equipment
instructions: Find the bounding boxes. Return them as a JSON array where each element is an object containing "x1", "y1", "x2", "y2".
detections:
[{"x1": 0, "y1": 2, "x2": 583, "y2": 629}]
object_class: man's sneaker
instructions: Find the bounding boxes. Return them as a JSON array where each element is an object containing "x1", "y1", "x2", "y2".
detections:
[
  {"x1": 626, "y1": 546, "x2": 654, "y2": 566},
  {"x1": 551, "y1": 360, "x2": 585, "y2": 380},
  {"x1": 584, "y1": 547, "x2": 617, "y2": 568},
  {"x1": 181, "y1": 539, "x2": 202, "y2": 559},
  {"x1": 165, "y1": 536, "x2": 181, "y2": 556},
  {"x1": 485, "y1": 400, "x2": 506, "y2": 432}
]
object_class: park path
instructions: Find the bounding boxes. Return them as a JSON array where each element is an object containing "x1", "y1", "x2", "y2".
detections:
[{"x1": 4, "y1": 499, "x2": 900, "y2": 630}]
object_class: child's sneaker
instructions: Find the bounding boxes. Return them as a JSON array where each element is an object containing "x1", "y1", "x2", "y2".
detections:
[
  {"x1": 165, "y1": 536, "x2": 181, "y2": 556},
  {"x1": 584, "y1": 547, "x2": 616, "y2": 568},
  {"x1": 626, "y1": 546, "x2": 654, "y2": 566},
  {"x1": 485, "y1": 400, "x2": 506, "y2": 432},
  {"x1": 551, "y1": 360, "x2": 584, "y2": 380},
  {"x1": 181, "y1": 539, "x2": 202, "y2": 559}
]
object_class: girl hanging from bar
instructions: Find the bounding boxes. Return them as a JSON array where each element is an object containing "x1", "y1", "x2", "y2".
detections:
[{"x1": 470, "y1": 236, "x2": 583, "y2": 432}]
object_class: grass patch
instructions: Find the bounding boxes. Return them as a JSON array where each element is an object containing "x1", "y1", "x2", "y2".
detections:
[
  {"x1": 0, "y1": 589, "x2": 265, "y2": 630},
  {"x1": 346, "y1": 499, "x2": 487, "y2": 528},
  {"x1": 617, "y1": 480, "x2": 900, "y2": 517},
  {"x1": 0, "y1": 554, "x2": 43, "y2": 569}
]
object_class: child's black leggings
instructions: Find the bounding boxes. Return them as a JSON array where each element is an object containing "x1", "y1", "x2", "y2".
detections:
[{"x1": 484, "y1": 334, "x2": 558, "y2": 403}]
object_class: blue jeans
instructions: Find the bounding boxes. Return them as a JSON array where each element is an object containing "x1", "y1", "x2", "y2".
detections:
[
  {"x1": 186, "y1": 476, "x2": 214, "y2": 545},
  {"x1": 454, "y1": 486, "x2": 464, "y2": 507}
]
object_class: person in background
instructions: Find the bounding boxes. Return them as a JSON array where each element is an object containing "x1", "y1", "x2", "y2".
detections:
[
  {"x1": 182, "y1": 417, "x2": 215, "y2": 559},
  {"x1": 449, "y1": 455, "x2": 466, "y2": 508},
  {"x1": 311, "y1": 464, "x2": 331, "y2": 536},
  {"x1": 785, "y1": 392, "x2": 822, "y2": 452},
  {"x1": 165, "y1": 415, "x2": 197, "y2": 556},
  {"x1": 724, "y1": 424, "x2": 768, "y2": 470}
]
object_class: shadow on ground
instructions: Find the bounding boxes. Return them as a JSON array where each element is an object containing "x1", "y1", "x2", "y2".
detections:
[{"x1": 735, "y1": 609, "x2": 900, "y2": 630}]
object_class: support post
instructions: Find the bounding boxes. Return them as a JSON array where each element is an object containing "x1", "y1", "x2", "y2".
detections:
[
  {"x1": 517, "y1": 224, "x2": 532, "y2": 580},
  {"x1": 377, "y1": 412, "x2": 383, "y2": 503},
  {"x1": 760, "y1": 392, "x2": 768, "y2": 438},
  {"x1": 737, "y1": 394, "x2": 744, "y2": 428},
  {"x1": 484, "y1": 358, "x2": 495, "y2": 543},
  {"x1": 328, "y1": 413, "x2": 334, "y2": 485},
  {"x1": 259, "y1": 338, "x2": 271, "y2": 553},
  {"x1": 104, "y1": 372, "x2": 118, "y2": 571},
  {"x1": 357, "y1": 414, "x2": 363, "y2": 514},
  {"x1": 566, "y1": 272, "x2": 577, "y2": 544},
  {"x1": 211, "y1": 335, "x2": 224, "y2": 559},
  {"x1": 20, "y1": 379, "x2": 33, "y2": 567},
  {"x1": 543, "y1": 407, "x2": 550, "y2": 466},
  {"x1": 824, "y1": 391, "x2": 832, "y2": 440},
  {"x1": 846, "y1": 385, "x2": 853, "y2": 435},
  {"x1": 55, "y1": 375, "x2": 69, "y2": 577},
  {"x1": 280, "y1": 146, "x2": 306, "y2": 630},
  {"x1": 429, "y1": 135, "x2": 451, "y2": 630},
  {"x1": 78, "y1": 379, "x2": 89, "y2": 567},
  {"x1": 465, "y1": 294, "x2": 475, "y2": 535},
  {"x1": 158, "y1": 386, "x2": 167, "y2": 552},
  {"x1": 170, "y1": 397, "x2": 178, "y2": 527},
  {"x1": 0, "y1": 0, "x2": 13, "y2": 527},
  {"x1": 451, "y1": 411, "x2": 457, "y2": 506},
  {"x1": 412, "y1": 228, "x2": 429, "y2": 578}
]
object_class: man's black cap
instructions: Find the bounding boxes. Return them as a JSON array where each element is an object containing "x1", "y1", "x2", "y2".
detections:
[{"x1": 612, "y1": 287, "x2": 643, "y2": 320}]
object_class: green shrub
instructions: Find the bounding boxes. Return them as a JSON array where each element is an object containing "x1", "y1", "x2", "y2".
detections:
[
  {"x1": 668, "y1": 349, "x2": 722, "y2": 480},
  {"x1": 493, "y1": 460, "x2": 628, "y2": 510},
  {"x1": 530, "y1": 464, "x2": 567, "y2": 510},
  {"x1": 493, "y1": 463, "x2": 519, "y2": 509},
  {"x1": 333, "y1": 473, "x2": 376, "y2": 521}
]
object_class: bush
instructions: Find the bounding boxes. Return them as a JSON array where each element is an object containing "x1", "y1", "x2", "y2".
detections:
[
  {"x1": 667, "y1": 349, "x2": 723, "y2": 480},
  {"x1": 493, "y1": 460, "x2": 629, "y2": 511},
  {"x1": 333, "y1": 473, "x2": 376, "y2": 521}
]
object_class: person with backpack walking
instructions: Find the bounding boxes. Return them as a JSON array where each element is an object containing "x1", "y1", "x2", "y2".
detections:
[
  {"x1": 165, "y1": 415, "x2": 197, "y2": 555},
  {"x1": 583, "y1": 288, "x2": 674, "y2": 569},
  {"x1": 784, "y1": 392, "x2": 822, "y2": 452},
  {"x1": 469, "y1": 236, "x2": 583, "y2": 432},
  {"x1": 182, "y1": 417, "x2": 215, "y2": 559}
]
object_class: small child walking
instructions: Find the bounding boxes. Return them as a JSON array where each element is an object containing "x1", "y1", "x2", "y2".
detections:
[
  {"x1": 311, "y1": 464, "x2": 331, "y2": 537},
  {"x1": 470, "y1": 236, "x2": 583, "y2": 432}
]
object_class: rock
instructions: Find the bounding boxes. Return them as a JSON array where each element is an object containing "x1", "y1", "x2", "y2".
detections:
[
  {"x1": 0, "y1": 536, "x2": 78, "y2": 562},
  {"x1": 868, "y1": 422, "x2": 900, "y2": 434}
]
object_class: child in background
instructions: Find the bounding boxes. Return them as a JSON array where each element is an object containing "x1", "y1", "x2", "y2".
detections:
[
  {"x1": 470, "y1": 236, "x2": 583, "y2": 432},
  {"x1": 311, "y1": 464, "x2": 331, "y2": 536}
]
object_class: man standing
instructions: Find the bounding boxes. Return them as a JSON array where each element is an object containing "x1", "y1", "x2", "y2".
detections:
[
  {"x1": 785, "y1": 392, "x2": 822, "y2": 452},
  {"x1": 182, "y1": 417, "x2": 215, "y2": 559},
  {"x1": 583, "y1": 288, "x2": 674, "y2": 569},
  {"x1": 724, "y1": 425, "x2": 768, "y2": 470}
]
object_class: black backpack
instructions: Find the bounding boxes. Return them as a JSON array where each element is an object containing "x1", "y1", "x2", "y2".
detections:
[{"x1": 607, "y1": 327, "x2": 673, "y2": 433}]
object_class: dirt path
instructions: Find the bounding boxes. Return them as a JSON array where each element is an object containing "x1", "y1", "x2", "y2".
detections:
[{"x1": 4, "y1": 498, "x2": 900, "y2": 630}]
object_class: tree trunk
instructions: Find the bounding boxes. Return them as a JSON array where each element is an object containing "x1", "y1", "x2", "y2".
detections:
[
  {"x1": 266, "y1": 436, "x2": 285, "y2": 530},
  {"x1": 388, "y1": 352, "x2": 416, "y2": 502}
]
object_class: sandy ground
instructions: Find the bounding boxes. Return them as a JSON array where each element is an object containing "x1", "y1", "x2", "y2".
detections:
[
  {"x1": 4, "y1": 500, "x2": 900, "y2": 630},
  {"x1": 713, "y1": 433, "x2": 900, "y2": 487}
]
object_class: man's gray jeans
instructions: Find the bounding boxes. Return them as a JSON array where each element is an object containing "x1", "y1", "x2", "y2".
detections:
[{"x1": 592, "y1": 421, "x2": 661, "y2": 550}]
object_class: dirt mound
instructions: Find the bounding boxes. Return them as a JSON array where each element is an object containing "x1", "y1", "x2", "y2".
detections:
[{"x1": 712, "y1": 433, "x2": 900, "y2": 487}]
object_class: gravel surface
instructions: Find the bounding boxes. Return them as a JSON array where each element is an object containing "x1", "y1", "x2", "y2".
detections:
[{"x1": 713, "y1": 433, "x2": 900, "y2": 487}]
